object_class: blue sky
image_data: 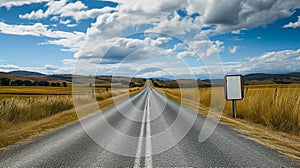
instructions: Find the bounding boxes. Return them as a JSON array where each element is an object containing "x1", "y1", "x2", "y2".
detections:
[{"x1": 0, "y1": 0, "x2": 300, "y2": 78}]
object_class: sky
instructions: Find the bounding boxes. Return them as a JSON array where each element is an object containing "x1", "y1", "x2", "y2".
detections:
[{"x1": 0, "y1": 0, "x2": 300, "y2": 79}]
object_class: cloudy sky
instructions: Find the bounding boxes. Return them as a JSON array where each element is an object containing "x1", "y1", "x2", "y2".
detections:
[{"x1": 0, "y1": 0, "x2": 300, "y2": 78}]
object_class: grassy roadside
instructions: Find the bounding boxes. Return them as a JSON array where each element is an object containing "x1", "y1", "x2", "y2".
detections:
[
  {"x1": 154, "y1": 86, "x2": 300, "y2": 162},
  {"x1": 0, "y1": 86, "x2": 144, "y2": 153}
]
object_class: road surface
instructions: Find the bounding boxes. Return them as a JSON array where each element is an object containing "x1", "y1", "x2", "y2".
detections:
[{"x1": 0, "y1": 81, "x2": 298, "y2": 167}]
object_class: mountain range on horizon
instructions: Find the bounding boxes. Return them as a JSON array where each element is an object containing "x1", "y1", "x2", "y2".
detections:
[{"x1": 1, "y1": 70, "x2": 300, "y2": 85}]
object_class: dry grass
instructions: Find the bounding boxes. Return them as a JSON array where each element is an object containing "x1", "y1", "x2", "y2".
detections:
[
  {"x1": 0, "y1": 96, "x2": 73, "y2": 125},
  {"x1": 162, "y1": 85, "x2": 300, "y2": 135},
  {"x1": 0, "y1": 86, "x2": 73, "y2": 96},
  {"x1": 237, "y1": 86, "x2": 300, "y2": 135},
  {"x1": 0, "y1": 86, "x2": 144, "y2": 153},
  {"x1": 157, "y1": 84, "x2": 300, "y2": 161}
]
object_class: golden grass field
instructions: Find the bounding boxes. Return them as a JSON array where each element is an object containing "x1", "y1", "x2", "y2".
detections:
[
  {"x1": 162, "y1": 84, "x2": 300, "y2": 135},
  {"x1": 0, "y1": 84, "x2": 144, "y2": 152},
  {"x1": 156, "y1": 84, "x2": 300, "y2": 161}
]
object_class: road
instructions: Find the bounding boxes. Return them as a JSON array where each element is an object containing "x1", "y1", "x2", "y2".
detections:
[{"x1": 0, "y1": 81, "x2": 298, "y2": 167}]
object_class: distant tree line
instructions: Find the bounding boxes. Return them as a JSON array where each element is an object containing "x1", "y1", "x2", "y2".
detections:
[{"x1": 0, "y1": 78, "x2": 67, "y2": 87}]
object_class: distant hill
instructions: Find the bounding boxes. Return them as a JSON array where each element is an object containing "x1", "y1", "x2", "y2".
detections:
[
  {"x1": 151, "y1": 77, "x2": 174, "y2": 81},
  {"x1": 152, "y1": 72, "x2": 300, "y2": 88},
  {"x1": 9, "y1": 70, "x2": 45, "y2": 76},
  {"x1": 1, "y1": 70, "x2": 299, "y2": 87},
  {"x1": 244, "y1": 73, "x2": 300, "y2": 84},
  {"x1": 0, "y1": 71, "x2": 145, "y2": 87}
]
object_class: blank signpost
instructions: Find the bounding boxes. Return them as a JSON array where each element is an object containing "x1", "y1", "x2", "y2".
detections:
[{"x1": 225, "y1": 75, "x2": 244, "y2": 118}]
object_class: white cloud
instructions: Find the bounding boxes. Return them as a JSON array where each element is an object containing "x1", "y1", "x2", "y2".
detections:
[
  {"x1": 66, "y1": 24, "x2": 77, "y2": 27},
  {"x1": 0, "y1": 0, "x2": 50, "y2": 8},
  {"x1": 194, "y1": 29, "x2": 215, "y2": 39},
  {"x1": 19, "y1": 0, "x2": 116, "y2": 22},
  {"x1": 173, "y1": 48, "x2": 300, "y2": 77},
  {"x1": 187, "y1": 0, "x2": 300, "y2": 33},
  {"x1": 283, "y1": 16, "x2": 300, "y2": 28},
  {"x1": 44, "y1": 64, "x2": 58, "y2": 70},
  {"x1": 174, "y1": 39, "x2": 224, "y2": 60},
  {"x1": 2, "y1": 48, "x2": 299, "y2": 78},
  {"x1": 229, "y1": 46, "x2": 238, "y2": 54},
  {"x1": 112, "y1": 0, "x2": 185, "y2": 13},
  {"x1": 0, "y1": 64, "x2": 20, "y2": 70},
  {"x1": 0, "y1": 22, "x2": 86, "y2": 52},
  {"x1": 230, "y1": 49, "x2": 300, "y2": 74},
  {"x1": 19, "y1": 0, "x2": 68, "y2": 19},
  {"x1": 19, "y1": 9, "x2": 45, "y2": 19},
  {"x1": 74, "y1": 36, "x2": 172, "y2": 64},
  {"x1": 145, "y1": 12, "x2": 200, "y2": 35},
  {"x1": 2, "y1": 0, "x2": 300, "y2": 77},
  {"x1": 0, "y1": 21, "x2": 84, "y2": 38},
  {"x1": 58, "y1": 19, "x2": 77, "y2": 27},
  {"x1": 177, "y1": 51, "x2": 194, "y2": 60},
  {"x1": 0, "y1": 63, "x2": 74, "y2": 74},
  {"x1": 188, "y1": 40, "x2": 224, "y2": 58},
  {"x1": 59, "y1": 19, "x2": 71, "y2": 25},
  {"x1": 231, "y1": 30, "x2": 241, "y2": 34},
  {"x1": 62, "y1": 6, "x2": 116, "y2": 22},
  {"x1": 0, "y1": 22, "x2": 49, "y2": 36}
]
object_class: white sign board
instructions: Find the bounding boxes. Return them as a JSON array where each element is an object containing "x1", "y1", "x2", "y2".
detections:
[{"x1": 225, "y1": 75, "x2": 244, "y2": 100}]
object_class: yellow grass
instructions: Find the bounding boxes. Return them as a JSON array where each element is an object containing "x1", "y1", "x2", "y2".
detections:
[
  {"x1": 162, "y1": 84, "x2": 300, "y2": 135},
  {"x1": 0, "y1": 85, "x2": 145, "y2": 153},
  {"x1": 157, "y1": 84, "x2": 300, "y2": 161},
  {"x1": 0, "y1": 96, "x2": 73, "y2": 124},
  {"x1": 0, "y1": 86, "x2": 73, "y2": 96}
]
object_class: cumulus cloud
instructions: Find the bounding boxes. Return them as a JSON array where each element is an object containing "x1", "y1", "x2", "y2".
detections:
[
  {"x1": 175, "y1": 39, "x2": 224, "y2": 61},
  {"x1": 2, "y1": 0, "x2": 300, "y2": 77},
  {"x1": 283, "y1": 16, "x2": 300, "y2": 28},
  {"x1": 59, "y1": 19, "x2": 71, "y2": 25},
  {"x1": 0, "y1": 64, "x2": 20, "y2": 70},
  {"x1": 112, "y1": 0, "x2": 185, "y2": 13},
  {"x1": 19, "y1": 9, "x2": 45, "y2": 19},
  {"x1": 19, "y1": 0, "x2": 115, "y2": 22},
  {"x1": 0, "y1": 0, "x2": 50, "y2": 8},
  {"x1": 145, "y1": 12, "x2": 201, "y2": 35},
  {"x1": 175, "y1": 48, "x2": 300, "y2": 77},
  {"x1": 75, "y1": 36, "x2": 172, "y2": 64},
  {"x1": 187, "y1": 0, "x2": 300, "y2": 33},
  {"x1": 228, "y1": 48, "x2": 300, "y2": 74},
  {"x1": 229, "y1": 46, "x2": 238, "y2": 54},
  {"x1": 188, "y1": 40, "x2": 224, "y2": 58},
  {"x1": 44, "y1": 64, "x2": 58, "y2": 70},
  {"x1": 0, "y1": 22, "x2": 86, "y2": 52}
]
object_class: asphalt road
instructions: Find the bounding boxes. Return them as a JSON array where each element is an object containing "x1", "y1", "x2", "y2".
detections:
[{"x1": 0, "y1": 81, "x2": 298, "y2": 167}]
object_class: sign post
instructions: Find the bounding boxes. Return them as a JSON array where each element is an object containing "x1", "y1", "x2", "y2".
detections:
[
  {"x1": 232, "y1": 100, "x2": 236, "y2": 118},
  {"x1": 225, "y1": 75, "x2": 244, "y2": 118}
]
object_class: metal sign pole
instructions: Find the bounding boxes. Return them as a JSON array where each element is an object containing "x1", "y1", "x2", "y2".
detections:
[{"x1": 232, "y1": 100, "x2": 236, "y2": 118}]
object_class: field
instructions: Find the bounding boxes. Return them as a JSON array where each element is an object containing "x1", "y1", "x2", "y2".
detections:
[
  {"x1": 0, "y1": 84, "x2": 144, "y2": 152},
  {"x1": 156, "y1": 84, "x2": 300, "y2": 160},
  {"x1": 161, "y1": 84, "x2": 300, "y2": 135}
]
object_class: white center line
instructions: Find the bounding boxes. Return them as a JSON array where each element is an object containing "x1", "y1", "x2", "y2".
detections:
[
  {"x1": 145, "y1": 92, "x2": 152, "y2": 168},
  {"x1": 134, "y1": 88, "x2": 153, "y2": 168},
  {"x1": 133, "y1": 92, "x2": 147, "y2": 168}
]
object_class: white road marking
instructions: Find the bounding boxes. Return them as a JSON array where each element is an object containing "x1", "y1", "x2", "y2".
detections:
[
  {"x1": 145, "y1": 93, "x2": 152, "y2": 168},
  {"x1": 133, "y1": 93, "x2": 147, "y2": 168},
  {"x1": 134, "y1": 89, "x2": 153, "y2": 168}
]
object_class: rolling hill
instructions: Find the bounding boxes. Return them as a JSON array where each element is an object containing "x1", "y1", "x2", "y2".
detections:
[
  {"x1": 0, "y1": 70, "x2": 145, "y2": 87},
  {"x1": 152, "y1": 72, "x2": 300, "y2": 88}
]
